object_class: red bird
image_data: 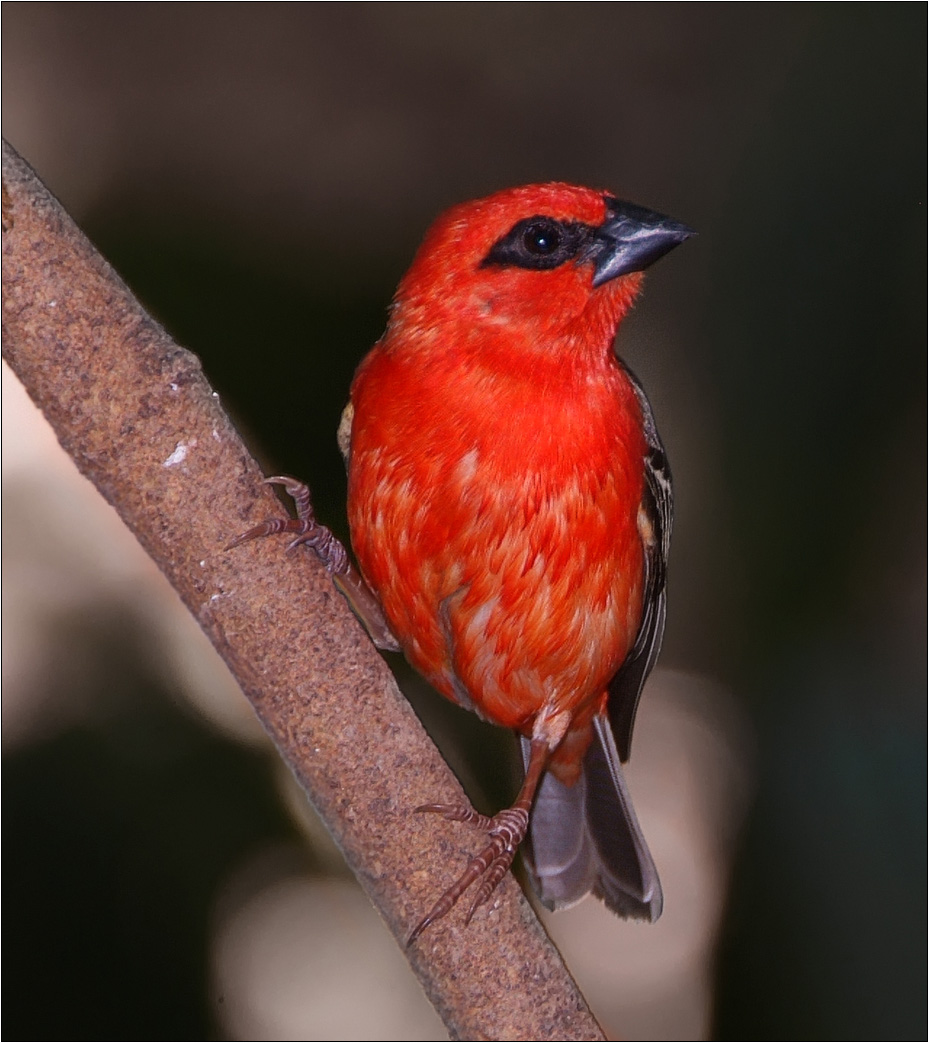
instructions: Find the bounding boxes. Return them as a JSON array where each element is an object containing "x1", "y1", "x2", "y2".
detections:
[{"x1": 233, "y1": 183, "x2": 692, "y2": 940}]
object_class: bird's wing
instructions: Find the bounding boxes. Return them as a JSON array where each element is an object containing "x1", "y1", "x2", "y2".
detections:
[{"x1": 607, "y1": 362, "x2": 673, "y2": 762}]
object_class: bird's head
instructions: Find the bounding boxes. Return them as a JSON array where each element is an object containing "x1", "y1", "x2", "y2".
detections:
[{"x1": 386, "y1": 183, "x2": 693, "y2": 362}]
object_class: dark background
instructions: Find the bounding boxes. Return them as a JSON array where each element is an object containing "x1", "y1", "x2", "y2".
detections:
[{"x1": 3, "y1": 5, "x2": 925, "y2": 1039}]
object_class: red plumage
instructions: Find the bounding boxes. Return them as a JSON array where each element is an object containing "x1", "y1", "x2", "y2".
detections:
[
  {"x1": 349, "y1": 187, "x2": 646, "y2": 769},
  {"x1": 234, "y1": 183, "x2": 692, "y2": 938}
]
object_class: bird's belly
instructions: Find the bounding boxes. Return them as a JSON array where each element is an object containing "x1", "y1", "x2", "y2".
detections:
[{"x1": 349, "y1": 445, "x2": 644, "y2": 734}]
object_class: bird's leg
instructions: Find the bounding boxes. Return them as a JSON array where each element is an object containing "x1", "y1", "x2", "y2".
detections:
[
  {"x1": 408, "y1": 738, "x2": 549, "y2": 943},
  {"x1": 228, "y1": 476, "x2": 400, "y2": 652}
]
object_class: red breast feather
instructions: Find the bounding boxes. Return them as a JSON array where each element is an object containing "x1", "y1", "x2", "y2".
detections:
[{"x1": 346, "y1": 184, "x2": 647, "y2": 769}]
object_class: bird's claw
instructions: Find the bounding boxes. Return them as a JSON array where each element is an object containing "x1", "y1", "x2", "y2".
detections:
[
  {"x1": 413, "y1": 802, "x2": 494, "y2": 830},
  {"x1": 407, "y1": 803, "x2": 530, "y2": 944},
  {"x1": 227, "y1": 475, "x2": 349, "y2": 576}
]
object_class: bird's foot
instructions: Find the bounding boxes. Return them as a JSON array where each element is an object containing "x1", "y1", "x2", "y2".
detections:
[
  {"x1": 227, "y1": 475, "x2": 401, "y2": 651},
  {"x1": 227, "y1": 475, "x2": 349, "y2": 574},
  {"x1": 407, "y1": 802, "x2": 530, "y2": 944}
]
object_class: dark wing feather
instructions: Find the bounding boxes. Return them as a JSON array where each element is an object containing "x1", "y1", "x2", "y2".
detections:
[{"x1": 608, "y1": 363, "x2": 673, "y2": 761}]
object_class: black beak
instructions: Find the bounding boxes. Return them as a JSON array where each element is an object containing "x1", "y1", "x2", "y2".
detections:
[{"x1": 590, "y1": 198, "x2": 695, "y2": 287}]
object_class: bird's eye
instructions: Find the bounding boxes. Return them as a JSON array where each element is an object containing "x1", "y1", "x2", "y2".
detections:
[
  {"x1": 521, "y1": 221, "x2": 562, "y2": 256},
  {"x1": 481, "y1": 215, "x2": 588, "y2": 272}
]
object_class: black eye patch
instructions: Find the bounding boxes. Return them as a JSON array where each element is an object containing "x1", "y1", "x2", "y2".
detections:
[{"x1": 480, "y1": 216, "x2": 592, "y2": 272}]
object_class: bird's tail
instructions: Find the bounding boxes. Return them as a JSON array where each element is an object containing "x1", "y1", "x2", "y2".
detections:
[{"x1": 521, "y1": 715, "x2": 662, "y2": 921}]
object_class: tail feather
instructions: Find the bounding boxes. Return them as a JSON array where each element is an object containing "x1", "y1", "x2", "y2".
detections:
[{"x1": 521, "y1": 716, "x2": 662, "y2": 922}]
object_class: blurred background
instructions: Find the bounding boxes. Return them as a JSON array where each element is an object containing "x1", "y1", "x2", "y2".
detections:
[{"x1": 2, "y1": 5, "x2": 924, "y2": 1040}]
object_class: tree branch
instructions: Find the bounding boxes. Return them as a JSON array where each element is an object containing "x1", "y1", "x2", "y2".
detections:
[{"x1": 1, "y1": 139, "x2": 605, "y2": 1041}]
